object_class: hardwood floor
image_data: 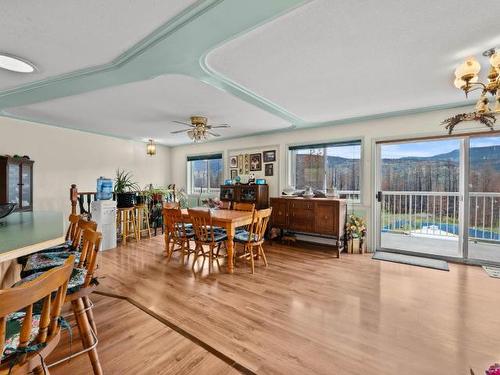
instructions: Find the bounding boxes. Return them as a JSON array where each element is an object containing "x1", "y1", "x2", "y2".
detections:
[
  {"x1": 49, "y1": 293, "x2": 239, "y2": 375},
  {"x1": 53, "y1": 237, "x2": 500, "y2": 374}
]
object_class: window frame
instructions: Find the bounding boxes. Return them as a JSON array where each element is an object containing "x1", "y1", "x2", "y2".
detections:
[
  {"x1": 287, "y1": 138, "x2": 363, "y2": 203},
  {"x1": 186, "y1": 153, "x2": 224, "y2": 195}
]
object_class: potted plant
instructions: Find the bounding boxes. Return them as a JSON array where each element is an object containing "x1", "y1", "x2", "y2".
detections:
[
  {"x1": 114, "y1": 169, "x2": 140, "y2": 208},
  {"x1": 345, "y1": 214, "x2": 367, "y2": 254}
]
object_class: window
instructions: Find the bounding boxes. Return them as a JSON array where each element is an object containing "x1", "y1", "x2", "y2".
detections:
[
  {"x1": 289, "y1": 140, "x2": 361, "y2": 201},
  {"x1": 187, "y1": 153, "x2": 223, "y2": 194}
]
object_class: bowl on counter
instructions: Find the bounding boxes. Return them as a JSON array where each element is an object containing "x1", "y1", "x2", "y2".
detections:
[{"x1": 0, "y1": 203, "x2": 17, "y2": 219}]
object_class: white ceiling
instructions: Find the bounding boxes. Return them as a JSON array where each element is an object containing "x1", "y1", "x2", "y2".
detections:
[
  {"x1": 0, "y1": 0, "x2": 197, "y2": 91},
  {"x1": 2, "y1": 0, "x2": 500, "y2": 145},
  {"x1": 208, "y1": 0, "x2": 500, "y2": 123},
  {"x1": 4, "y1": 74, "x2": 290, "y2": 146}
]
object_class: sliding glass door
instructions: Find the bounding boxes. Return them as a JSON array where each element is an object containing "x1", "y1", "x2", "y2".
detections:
[
  {"x1": 376, "y1": 133, "x2": 500, "y2": 263},
  {"x1": 377, "y1": 139, "x2": 462, "y2": 258},
  {"x1": 467, "y1": 135, "x2": 500, "y2": 262}
]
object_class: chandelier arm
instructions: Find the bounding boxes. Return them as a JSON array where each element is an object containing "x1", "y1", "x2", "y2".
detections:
[{"x1": 466, "y1": 81, "x2": 487, "y2": 90}]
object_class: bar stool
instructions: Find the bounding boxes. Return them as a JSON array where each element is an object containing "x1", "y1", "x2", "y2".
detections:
[
  {"x1": 116, "y1": 207, "x2": 139, "y2": 245},
  {"x1": 135, "y1": 204, "x2": 152, "y2": 239}
]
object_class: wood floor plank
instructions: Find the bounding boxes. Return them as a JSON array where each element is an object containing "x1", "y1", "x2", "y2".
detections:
[{"x1": 53, "y1": 237, "x2": 500, "y2": 374}]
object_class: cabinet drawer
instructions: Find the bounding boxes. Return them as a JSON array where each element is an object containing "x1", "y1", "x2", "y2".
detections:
[{"x1": 290, "y1": 200, "x2": 314, "y2": 210}]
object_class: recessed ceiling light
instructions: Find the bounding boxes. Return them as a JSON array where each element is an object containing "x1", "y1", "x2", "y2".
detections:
[{"x1": 0, "y1": 53, "x2": 37, "y2": 73}]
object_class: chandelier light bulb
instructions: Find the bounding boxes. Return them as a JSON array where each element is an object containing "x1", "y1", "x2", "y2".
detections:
[
  {"x1": 490, "y1": 52, "x2": 500, "y2": 70},
  {"x1": 455, "y1": 57, "x2": 481, "y2": 80}
]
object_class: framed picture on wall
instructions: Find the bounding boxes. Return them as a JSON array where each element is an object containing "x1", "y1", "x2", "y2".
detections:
[
  {"x1": 263, "y1": 150, "x2": 276, "y2": 163},
  {"x1": 265, "y1": 163, "x2": 273, "y2": 176},
  {"x1": 250, "y1": 153, "x2": 262, "y2": 171},
  {"x1": 244, "y1": 154, "x2": 250, "y2": 174},
  {"x1": 238, "y1": 155, "x2": 244, "y2": 174},
  {"x1": 229, "y1": 156, "x2": 238, "y2": 168},
  {"x1": 230, "y1": 169, "x2": 238, "y2": 179}
]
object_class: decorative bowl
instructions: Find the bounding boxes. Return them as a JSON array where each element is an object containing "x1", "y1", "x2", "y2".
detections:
[
  {"x1": 0, "y1": 203, "x2": 17, "y2": 219},
  {"x1": 282, "y1": 186, "x2": 296, "y2": 196}
]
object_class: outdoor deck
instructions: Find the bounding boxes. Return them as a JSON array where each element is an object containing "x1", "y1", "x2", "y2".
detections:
[{"x1": 381, "y1": 232, "x2": 500, "y2": 262}]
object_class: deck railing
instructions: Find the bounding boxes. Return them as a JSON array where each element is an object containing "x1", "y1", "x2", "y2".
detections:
[{"x1": 381, "y1": 191, "x2": 500, "y2": 242}]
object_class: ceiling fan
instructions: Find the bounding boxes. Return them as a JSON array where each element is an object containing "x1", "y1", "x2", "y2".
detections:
[{"x1": 170, "y1": 116, "x2": 230, "y2": 142}]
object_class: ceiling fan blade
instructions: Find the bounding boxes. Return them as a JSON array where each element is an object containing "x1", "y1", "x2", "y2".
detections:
[
  {"x1": 208, "y1": 131, "x2": 221, "y2": 137},
  {"x1": 170, "y1": 129, "x2": 188, "y2": 134},
  {"x1": 172, "y1": 120, "x2": 195, "y2": 127},
  {"x1": 207, "y1": 124, "x2": 230, "y2": 129}
]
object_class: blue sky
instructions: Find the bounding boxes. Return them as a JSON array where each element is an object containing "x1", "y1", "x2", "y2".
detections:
[{"x1": 382, "y1": 136, "x2": 500, "y2": 159}]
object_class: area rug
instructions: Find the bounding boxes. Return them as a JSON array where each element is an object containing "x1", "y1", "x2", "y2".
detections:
[
  {"x1": 482, "y1": 266, "x2": 500, "y2": 278},
  {"x1": 372, "y1": 251, "x2": 449, "y2": 271}
]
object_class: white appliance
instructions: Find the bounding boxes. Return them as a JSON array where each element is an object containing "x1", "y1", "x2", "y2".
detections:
[{"x1": 91, "y1": 200, "x2": 117, "y2": 251}]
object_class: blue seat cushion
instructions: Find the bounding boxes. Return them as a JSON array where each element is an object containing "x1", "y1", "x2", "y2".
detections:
[
  {"x1": 16, "y1": 267, "x2": 88, "y2": 295},
  {"x1": 23, "y1": 251, "x2": 81, "y2": 276},
  {"x1": 2, "y1": 311, "x2": 41, "y2": 360},
  {"x1": 234, "y1": 230, "x2": 259, "y2": 243},
  {"x1": 196, "y1": 231, "x2": 227, "y2": 243},
  {"x1": 38, "y1": 239, "x2": 75, "y2": 254}
]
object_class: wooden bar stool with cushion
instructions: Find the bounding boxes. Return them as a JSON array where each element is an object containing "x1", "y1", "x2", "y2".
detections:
[
  {"x1": 135, "y1": 204, "x2": 152, "y2": 239},
  {"x1": 14, "y1": 229, "x2": 104, "y2": 375},
  {"x1": 116, "y1": 207, "x2": 139, "y2": 245},
  {"x1": 163, "y1": 208, "x2": 195, "y2": 263},
  {"x1": 234, "y1": 208, "x2": 272, "y2": 273},
  {"x1": 0, "y1": 256, "x2": 74, "y2": 374},
  {"x1": 188, "y1": 209, "x2": 228, "y2": 272},
  {"x1": 22, "y1": 219, "x2": 97, "y2": 276}
]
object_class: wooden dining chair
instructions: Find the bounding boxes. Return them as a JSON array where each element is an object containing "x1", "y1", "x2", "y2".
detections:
[
  {"x1": 15, "y1": 230, "x2": 103, "y2": 374},
  {"x1": 23, "y1": 219, "x2": 97, "y2": 275},
  {"x1": 0, "y1": 256, "x2": 74, "y2": 374},
  {"x1": 219, "y1": 201, "x2": 231, "y2": 210},
  {"x1": 234, "y1": 208, "x2": 272, "y2": 273},
  {"x1": 163, "y1": 208, "x2": 195, "y2": 263},
  {"x1": 232, "y1": 202, "x2": 255, "y2": 212},
  {"x1": 188, "y1": 209, "x2": 227, "y2": 271}
]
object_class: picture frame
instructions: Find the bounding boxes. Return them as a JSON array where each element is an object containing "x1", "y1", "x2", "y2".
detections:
[
  {"x1": 250, "y1": 153, "x2": 262, "y2": 171},
  {"x1": 229, "y1": 155, "x2": 238, "y2": 168},
  {"x1": 238, "y1": 155, "x2": 244, "y2": 174},
  {"x1": 265, "y1": 163, "x2": 273, "y2": 176},
  {"x1": 263, "y1": 150, "x2": 276, "y2": 163},
  {"x1": 230, "y1": 169, "x2": 238, "y2": 179},
  {"x1": 244, "y1": 154, "x2": 250, "y2": 174}
]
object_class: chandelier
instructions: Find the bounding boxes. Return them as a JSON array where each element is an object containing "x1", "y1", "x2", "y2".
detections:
[
  {"x1": 443, "y1": 49, "x2": 500, "y2": 134},
  {"x1": 454, "y1": 49, "x2": 500, "y2": 113},
  {"x1": 146, "y1": 139, "x2": 156, "y2": 156}
]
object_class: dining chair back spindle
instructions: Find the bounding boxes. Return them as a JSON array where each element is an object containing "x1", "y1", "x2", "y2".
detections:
[
  {"x1": 163, "y1": 208, "x2": 194, "y2": 263},
  {"x1": 188, "y1": 209, "x2": 227, "y2": 271},
  {"x1": 0, "y1": 257, "x2": 74, "y2": 374},
  {"x1": 235, "y1": 208, "x2": 272, "y2": 273}
]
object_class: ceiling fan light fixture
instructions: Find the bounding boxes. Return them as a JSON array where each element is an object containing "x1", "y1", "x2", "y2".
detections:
[{"x1": 0, "y1": 53, "x2": 37, "y2": 73}]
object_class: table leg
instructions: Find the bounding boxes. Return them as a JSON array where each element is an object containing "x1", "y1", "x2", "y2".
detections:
[{"x1": 226, "y1": 225, "x2": 235, "y2": 274}]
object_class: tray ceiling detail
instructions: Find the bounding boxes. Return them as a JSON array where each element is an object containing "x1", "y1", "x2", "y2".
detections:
[
  {"x1": 4, "y1": 75, "x2": 290, "y2": 146},
  {"x1": 207, "y1": 0, "x2": 500, "y2": 124}
]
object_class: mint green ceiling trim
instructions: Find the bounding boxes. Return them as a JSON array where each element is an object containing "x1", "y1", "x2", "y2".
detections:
[{"x1": 0, "y1": 0, "x2": 308, "y2": 126}]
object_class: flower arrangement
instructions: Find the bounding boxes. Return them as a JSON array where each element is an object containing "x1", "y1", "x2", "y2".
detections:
[{"x1": 346, "y1": 214, "x2": 367, "y2": 240}]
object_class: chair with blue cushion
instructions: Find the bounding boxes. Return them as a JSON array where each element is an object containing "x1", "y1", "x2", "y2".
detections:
[
  {"x1": 232, "y1": 202, "x2": 255, "y2": 235},
  {"x1": 0, "y1": 256, "x2": 74, "y2": 374},
  {"x1": 188, "y1": 209, "x2": 228, "y2": 272},
  {"x1": 23, "y1": 219, "x2": 97, "y2": 276},
  {"x1": 163, "y1": 207, "x2": 195, "y2": 264},
  {"x1": 234, "y1": 208, "x2": 272, "y2": 273},
  {"x1": 14, "y1": 229, "x2": 103, "y2": 375}
]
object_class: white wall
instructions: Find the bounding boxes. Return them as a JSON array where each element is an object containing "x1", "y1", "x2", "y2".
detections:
[
  {"x1": 171, "y1": 105, "x2": 498, "y2": 250},
  {"x1": 0, "y1": 116, "x2": 171, "y2": 216}
]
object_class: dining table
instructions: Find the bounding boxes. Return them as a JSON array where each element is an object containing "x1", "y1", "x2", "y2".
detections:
[
  {"x1": 180, "y1": 208, "x2": 254, "y2": 273},
  {"x1": 0, "y1": 211, "x2": 65, "y2": 288}
]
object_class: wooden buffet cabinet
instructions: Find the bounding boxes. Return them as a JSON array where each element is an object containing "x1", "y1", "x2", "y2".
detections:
[{"x1": 270, "y1": 197, "x2": 347, "y2": 255}]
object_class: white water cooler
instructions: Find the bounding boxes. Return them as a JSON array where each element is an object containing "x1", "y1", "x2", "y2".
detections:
[{"x1": 90, "y1": 200, "x2": 117, "y2": 251}]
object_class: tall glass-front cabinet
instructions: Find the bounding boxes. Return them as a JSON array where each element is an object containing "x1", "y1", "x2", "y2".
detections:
[{"x1": 0, "y1": 156, "x2": 34, "y2": 211}]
